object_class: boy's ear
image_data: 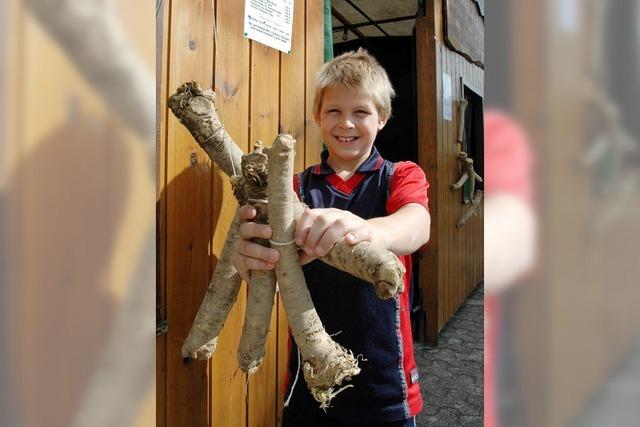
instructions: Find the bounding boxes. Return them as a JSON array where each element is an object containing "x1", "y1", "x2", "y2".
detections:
[{"x1": 378, "y1": 118, "x2": 388, "y2": 130}]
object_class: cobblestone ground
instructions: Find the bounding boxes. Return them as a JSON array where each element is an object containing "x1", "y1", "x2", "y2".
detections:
[{"x1": 414, "y1": 285, "x2": 484, "y2": 427}]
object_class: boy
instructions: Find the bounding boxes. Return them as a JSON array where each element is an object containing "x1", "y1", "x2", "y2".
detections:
[{"x1": 232, "y1": 49, "x2": 431, "y2": 426}]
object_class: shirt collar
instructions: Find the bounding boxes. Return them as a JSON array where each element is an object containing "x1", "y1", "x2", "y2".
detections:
[{"x1": 312, "y1": 146, "x2": 384, "y2": 175}]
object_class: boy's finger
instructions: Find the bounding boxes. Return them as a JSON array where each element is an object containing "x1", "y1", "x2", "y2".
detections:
[
  {"x1": 344, "y1": 227, "x2": 371, "y2": 245},
  {"x1": 239, "y1": 240, "x2": 280, "y2": 263},
  {"x1": 315, "y1": 227, "x2": 344, "y2": 256},
  {"x1": 231, "y1": 254, "x2": 250, "y2": 282},
  {"x1": 344, "y1": 233, "x2": 359, "y2": 246},
  {"x1": 304, "y1": 223, "x2": 327, "y2": 254},
  {"x1": 238, "y1": 204, "x2": 257, "y2": 221},
  {"x1": 239, "y1": 222, "x2": 272, "y2": 239},
  {"x1": 242, "y1": 256, "x2": 276, "y2": 271},
  {"x1": 295, "y1": 228, "x2": 310, "y2": 249},
  {"x1": 294, "y1": 211, "x2": 314, "y2": 246}
]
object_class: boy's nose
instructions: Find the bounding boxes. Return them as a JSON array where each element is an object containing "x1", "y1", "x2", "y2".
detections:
[{"x1": 340, "y1": 117, "x2": 355, "y2": 128}]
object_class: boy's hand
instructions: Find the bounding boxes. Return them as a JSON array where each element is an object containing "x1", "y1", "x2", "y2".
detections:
[
  {"x1": 232, "y1": 206, "x2": 379, "y2": 277},
  {"x1": 295, "y1": 208, "x2": 375, "y2": 263},
  {"x1": 232, "y1": 205, "x2": 280, "y2": 282}
]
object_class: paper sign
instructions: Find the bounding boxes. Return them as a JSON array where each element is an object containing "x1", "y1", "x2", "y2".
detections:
[
  {"x1": 443, "y1": 73, "x2": 452, "y2": 121},
  {"x1": 243, "y1": 0, "x2": 294, "y2": 54}
]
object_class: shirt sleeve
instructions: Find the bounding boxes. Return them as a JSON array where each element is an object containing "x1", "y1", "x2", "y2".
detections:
[
  {"x1": 293, "y1": 173, "x2": 300, "y2": 198},
  {"x1": 386, "y1": 161, "x2": 430, "y2": 214}
]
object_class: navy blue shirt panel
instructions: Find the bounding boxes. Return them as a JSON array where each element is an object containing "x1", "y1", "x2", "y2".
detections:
[{"x1": 286, "y1": 148, "x2": 411, "y2": 422}]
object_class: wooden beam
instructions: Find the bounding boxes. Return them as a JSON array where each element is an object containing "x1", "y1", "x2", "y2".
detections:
[
  {"x1": 332, "y1": 14, "x2": 417, "y2": 32},
  {"x1": 343, "y1": 0, "x2": 390, "y2": 36},
  {"x1": 415, "y1": 14, "x2": 440, "y2": 346},
  {"x1": 331, "y1": 6, "x2": 367, "y2": 40}
]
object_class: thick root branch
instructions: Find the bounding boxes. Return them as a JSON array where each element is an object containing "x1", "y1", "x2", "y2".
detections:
[
  {"x1": 236, "y1": 144, "x2": 276, "y2": 373},
  {"x1": 168, "y1": 81, "x2": 243, "y2": 177},
  {"x1": 181, "y1": 212, "x2": 243, "y2": 360},
  {"x1": 268, "y1": 135, "x2": 360, "y2": 407},
  {"x1": 182, "y1": 145, "x2": 277, "y2": 367},
  {"x1": 303, "y1": 343, "x2": 360, "y2": 408},
  {"x1": 236, "y1": 270, "x2": 275, "y2": 372},
  {"x1": 320, "y1": 242, "x2": 405, "y2": 299},
  {"x1": 291, "y1": 204, "x2": 405, "y2": 299}
]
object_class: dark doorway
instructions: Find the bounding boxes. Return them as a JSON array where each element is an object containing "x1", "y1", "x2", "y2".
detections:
[
  {"x1": 460, "y1": 83, "x2": 484, "y2": 204},
  {"x1": 334, "y1": 37, "x2": 418, "y2": 164}
]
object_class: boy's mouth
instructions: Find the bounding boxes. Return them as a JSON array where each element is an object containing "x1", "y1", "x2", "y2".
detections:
[{"x1": 334, "y1": 136, "x2": 358, "y2": 143}]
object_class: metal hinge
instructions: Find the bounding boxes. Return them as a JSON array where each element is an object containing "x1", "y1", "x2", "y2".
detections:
[{"x1": 156, "y1": 320, "x2": 169, "y2": 336}]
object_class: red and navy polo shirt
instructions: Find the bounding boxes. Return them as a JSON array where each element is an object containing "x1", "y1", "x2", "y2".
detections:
[{"x1": 285, "y1": 147, "x2": 429, "y2": 422}]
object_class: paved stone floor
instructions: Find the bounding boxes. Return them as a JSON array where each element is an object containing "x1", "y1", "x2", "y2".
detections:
[{"x1": 414, "y1": 285, "x2": 484, "y2": 427}]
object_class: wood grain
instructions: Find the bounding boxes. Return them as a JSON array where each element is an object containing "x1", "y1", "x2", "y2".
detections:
[
  {"x1": 210, "y1": 0, "x2": 250, "y2": 425},
  {"x1": 156, "y1": 0, "x2": 171, "y2": 424},
  {"x1": 418, "y1": 1, "x2": 484, "y2": 345},
  {"x1": 166, "y1": 0, "x2": 214, "y2": 425},
  {"x1": 247, "y1": 39, "x2": 280, "y2": 427},
  {"x1": 159, "y1": 1, "x2": 323, "y2": 426},
  {"x1": 416, "y1": 15, "x2": 440, "y2": 346},
  {"x1": 277, "y1": 1, "x2": 307, "y2": 425},
  {"x1": 304, "y1": 0, "x2": 324, "y2": 167}
]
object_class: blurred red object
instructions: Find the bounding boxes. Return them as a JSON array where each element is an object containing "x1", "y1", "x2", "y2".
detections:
[{"x1": 484, "y1": 109, "x2": 535, "y2": 427}]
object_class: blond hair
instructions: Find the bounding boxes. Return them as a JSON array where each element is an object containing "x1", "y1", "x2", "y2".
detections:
[{"x1": 313, "y1": 48, "x2": 395, "y2": 121}]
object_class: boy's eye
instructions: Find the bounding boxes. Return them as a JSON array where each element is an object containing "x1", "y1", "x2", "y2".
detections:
[{"x1": 355, "y1": 110, "x2": 370, "y2": 115}]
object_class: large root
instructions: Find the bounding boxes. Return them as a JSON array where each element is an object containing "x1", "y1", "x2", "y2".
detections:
[
  {"x1": 268, "y1": 135, "x2": 360, "y2": 407},
  {"x1": 170, "y1": 81, "x2": 404, "y2": 299},
  {"x1": 170, "y1": 81, "x2": 408, "y2": 375}
]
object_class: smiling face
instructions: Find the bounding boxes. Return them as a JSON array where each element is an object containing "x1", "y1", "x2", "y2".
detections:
[{"x1": 316, "y1": 85, "x2": 387, "y2": 173}]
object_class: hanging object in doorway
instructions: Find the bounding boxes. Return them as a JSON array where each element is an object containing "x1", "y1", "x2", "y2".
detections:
[
  {"x1": 457, "y1": 190, "x2": 484, "y2": 228},
  {"x1": 451, "y1": 151, "x2": 483, "y2": 204},
  {"x1": 457, "y1": 98, "x2": 469, "y2": 149}
]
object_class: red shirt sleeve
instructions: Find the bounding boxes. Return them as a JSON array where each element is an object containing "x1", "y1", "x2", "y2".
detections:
[
  {"x1": 484, "y1": 110, "x2": 534, "y2": 205},
  {"x1": 386, "y1": 161, "x2": 430, "y2": 214},
  {"x1": 293, "y1": 173, "x2": 300, "y2": 198}
]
